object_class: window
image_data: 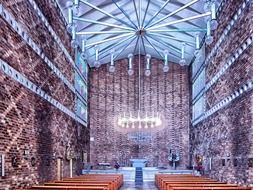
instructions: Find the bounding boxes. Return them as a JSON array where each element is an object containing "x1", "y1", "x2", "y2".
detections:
[
  {"x1": 75, "y1": 50, "x2": 88, "y2": 125},
  {"x1": 191, "y1": 45, "x2": 205, "y2": 125}
]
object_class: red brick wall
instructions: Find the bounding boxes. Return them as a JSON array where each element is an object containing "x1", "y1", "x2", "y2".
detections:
[
  {"x1": 191, "y1": 0, "x2": 253, "y2": 186},
  {"x1": 89, "y1": 56, "x2": 190, "y2": 168},
  {"x1": 0, "y1": 1, "x2": 88, "y2": 189}
]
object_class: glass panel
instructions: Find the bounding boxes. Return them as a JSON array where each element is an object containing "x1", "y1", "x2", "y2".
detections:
[
  {"x1": 76, "y1": 98, "x2": 87, "y2": 122},
  {"x1": 192, "y1": 96, "x2": 204, "y2": 121},
  {"x1": 76, "y1": 51, "x2": 88, "y2": 79},
  {"x1": 75, "y1": 72, "x2": 87, "y2": 101},
  {"x1": 192, "y1": 69, "x2": 205, "y2": 99}
]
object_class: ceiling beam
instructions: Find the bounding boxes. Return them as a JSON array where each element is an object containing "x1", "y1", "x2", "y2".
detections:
[
  {"x1": 147, "y1": 0, "x2": 200, "y2": 29},
  {"x1": 148, "y1": 32, "x2": 195, "y2": 45},
  {"x1": 73, "y1": 16, "x2": 135, "y2": 31},
  {"x1": 144, "y1": 0, "x2": 171, "y2": 28},
  {"x1": 141, "y1": 0, "x2": 151, "y2": 28},
  {"x1": 85, "y1": 32, "x2": 135, "y2": 48},
  {"x1": 80, "y1": 0, "x2": 135, "y2": 29},
  {"x1": 147, "y1": 12, "x2": 211, "y2": 30},
  {"x1": 144, "y1": 36, "x2": 163, "y2": 59},
  {"x1": 77, "y1": 30, "x2": 132, "y2": 35},
  {"x1": 112, "y1": 0, "x2": 138, "y2": 29}
]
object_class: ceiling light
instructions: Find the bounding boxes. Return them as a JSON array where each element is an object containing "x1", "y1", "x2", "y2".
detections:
[
  {"x1": 73, "y1": 0, "x2": 80, "y2": 16},
  {"x1": 109, "y1": 49, "x2": 115, "y2": 73},
  {"x1": 179, "y1": 43, "x2": 186, "y2": 66},
  {"x1": 94, "y1": 45, "x2": 100, "y2": 67},
  {"x1": 145, "y1": 54, "x2": 151, "y2": 77},
  {"x1": 163, "y1": 50, "x2": 169, "y2": 72},
  {"x1": 206, "y1": 20, "x2": 213, "y2": 45},
  {"x1": 128, "y1": 53, "x2": 134, "y2": 76},
  {"x1": 210, "y1": 2, "x2": 218, "y2": 30},
  {"x1": 194, "y1": 33, "x2": 200, "y2": 56}
]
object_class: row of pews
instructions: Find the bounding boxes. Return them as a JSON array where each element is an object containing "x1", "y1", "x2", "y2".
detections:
[
  {"x1": 155, "y1": 174, "x2": 252, "y2": 190},
  {"x1": 18, "y1": 174, "x2": 123, "y2": 190}
]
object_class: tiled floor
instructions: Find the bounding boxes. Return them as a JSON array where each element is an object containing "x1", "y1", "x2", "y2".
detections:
[{"x1": 120, "y1": 181, "x2": 158, "y2": 190}]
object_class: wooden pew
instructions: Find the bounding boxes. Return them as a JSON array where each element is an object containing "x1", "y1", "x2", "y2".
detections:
[
  {"x1": 30, "y1": 186, "x2": 107, "y2": 190},
  {"x1": 17, "y1": 174, "x2": 123, "y2": 190},
  {"x1": 155, "y1": 174, "x2": 252, "y2": 190}
]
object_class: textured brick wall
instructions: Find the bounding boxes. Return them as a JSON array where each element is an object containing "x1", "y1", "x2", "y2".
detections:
[
  {"x1": 191, "y1": 0, "x2": 253, "y2": 186},
  {"x1": 0, "y1": 1, "x2": 89, "y2": 189},
  {"x1": 89, "y1": 56, "x2": 190, "y2": 168}
]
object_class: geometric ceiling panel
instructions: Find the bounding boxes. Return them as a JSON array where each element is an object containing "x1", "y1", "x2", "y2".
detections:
[{"x1": 57, "y1": 0, "x2": 221, "y2": 67}]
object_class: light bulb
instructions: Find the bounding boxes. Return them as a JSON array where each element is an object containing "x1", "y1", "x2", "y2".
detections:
[
  {"x1": 211, "y1": 19, "x2": 218, "y2": 30},
  {"x1": 71, "y1": 40, "x2": 78, "y2": 48},
  {"x1": 128, "y1": 69, "x2": 134, "y2": 76},
  {"x1": 179, "y1": 59, "x2": 186, "y2": 66},
  {"x1": 145, "y1": 69, "x2": 151, "y2": 77},
  {"x1": 206, "y1": 35, "x2": 214, "y2": 45},
  {"x1": 109, "y1": 65, "x2": 115, "y2": 73},
  {"x1": 72, "y1": 5, "x2": 79, "y2": 16},
  {"x1": 66, "y1": 1, "x2": 73, "y2": 7},
  {"x1": 94, "y1": 60, "x2": 100, "y2": 68},
  {"x1": 163, "y1": 65, "x2": 169, "y2": 72}
]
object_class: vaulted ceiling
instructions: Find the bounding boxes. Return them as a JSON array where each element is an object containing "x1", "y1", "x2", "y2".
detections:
[{"x1": 57, "y1": 0, "x2": 221, "y2": 66}]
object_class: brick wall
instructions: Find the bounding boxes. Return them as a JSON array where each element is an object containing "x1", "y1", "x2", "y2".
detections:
[
  {"x1": 89, "y1": 56, "x2": 190, "y2": 168},
  {"x1": 191, "y1": 0, "x2": 253, "y2": 186},
  {"x1": 0, "y1": 1, "x2": 88, "y2": 189}
]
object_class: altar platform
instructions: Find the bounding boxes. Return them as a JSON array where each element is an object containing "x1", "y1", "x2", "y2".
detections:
[{"x1": 82, "y1": 167, "x2": 193, "y2": 181}]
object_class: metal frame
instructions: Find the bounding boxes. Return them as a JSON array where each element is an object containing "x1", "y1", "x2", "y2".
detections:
[{"x1": 62, "y1": 0, "x2": 221, "y2": 66}]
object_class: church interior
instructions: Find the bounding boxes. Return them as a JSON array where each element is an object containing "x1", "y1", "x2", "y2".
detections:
[{"x1": 0, "y1": 0, "x2": 253, "y2": 189}]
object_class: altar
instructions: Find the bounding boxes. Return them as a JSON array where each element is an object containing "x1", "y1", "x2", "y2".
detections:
[{"x1": 130, "y1": 159, "x2": 147, "y2": 168}]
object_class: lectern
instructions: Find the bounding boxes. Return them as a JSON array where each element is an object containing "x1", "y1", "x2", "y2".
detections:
[{"x1": 130, "y1": 159, "x2": 147, "y2": 168}]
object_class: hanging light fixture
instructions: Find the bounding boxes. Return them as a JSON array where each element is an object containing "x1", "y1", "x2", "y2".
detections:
[
  {"x1": 109, "y1": 49, "x2": 115, "y2": 73},
  {"x1": 67, "y1": 6, "x2": 73, "y2": 32},
  {"x1": 127, "y1": 53, "x2": 134, "y2": 76},
  {"x1": 163, "y1": 50, "x2": 169, "y2": 72},
  {"x1": 73, "y1": 0, "x2": 80, "y2": 16},
  {"x1": 81, "y1": 36, "x2": 86, "y2": 59},
  {"x1": 194, "y1": 33, "x2": 200, "y2": 56},
  {"x1": 205, "y1": 19, "x2": 214, "y2": 45},
  {"x1": 94, "y1": 45, "x2": 100, "y2": 68},
  {"x1": 118, "y1": 38, "x2": 162, "y2": 130},
  {"x1": 210, "y1": 1, "x2": 218, "y2": 30},
  {"x1": 71, "y1": 25, "x2": 78, "y2": 48},
  {"x1": 145, "y1": 54, "x2": 151, "y2": 77},
  {"x1": 179, "y1": 43, "x2": 186, "y2": 66}
]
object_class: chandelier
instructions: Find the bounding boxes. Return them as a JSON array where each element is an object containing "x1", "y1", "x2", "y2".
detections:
[
  {"x1": 117, "y1": 29, "x2": 163, "y2": 130},
  {"x1": 118, "y1": 110, "x2": 162, "y2": 129}
]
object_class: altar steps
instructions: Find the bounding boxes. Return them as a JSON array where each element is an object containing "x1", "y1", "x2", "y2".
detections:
[{"x1": 135, "y1": 167, "x2": 143, "y2": 184}]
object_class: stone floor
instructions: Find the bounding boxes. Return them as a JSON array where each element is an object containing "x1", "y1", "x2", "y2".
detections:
[{"x1": 120, "y1": 181, "x2": 158, "y2": 190}]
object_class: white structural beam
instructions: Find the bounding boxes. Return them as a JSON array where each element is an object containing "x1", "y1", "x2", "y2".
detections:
[
  {"x1": 148, "y1": 28, "x2": 207, "y2": 33},
  {"x1": 147, "y1": 0, "x2": 200, "y2": 28},
  {"x1": 144, "y1": 36, "x2": 163, "y2": 58},
  {"x1": 85, "y1": 32, "x2": 134, "y2": 48},
  {"x1": 76, "y1": 30, "x2": 131, "y2": 35},
  {"x1": 73, "y1": 16, "x2": 135, "y2": 31},
  {"x1": 80, "y1": 0, "x2": 135, "y2": 29},
  {"x1": 148, "y1": 32, "x2": 195, "y2": 45},
  {"x1": 112, "y1": 0, "x2": 138, "y2": 29},
  {"x1": 91, "y1": 34, "x2": 136, "y2": 58},
  {"x1": 147, "y1": 12, "x2": 211, "y2": 30},
  {"x1": 144, "y1": 0, "x2": 171, "y2": 28}
]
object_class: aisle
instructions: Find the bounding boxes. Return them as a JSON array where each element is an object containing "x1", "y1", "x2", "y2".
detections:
[{"x1": 120, "y1": 181, "x2": 158, "y2": 190}]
